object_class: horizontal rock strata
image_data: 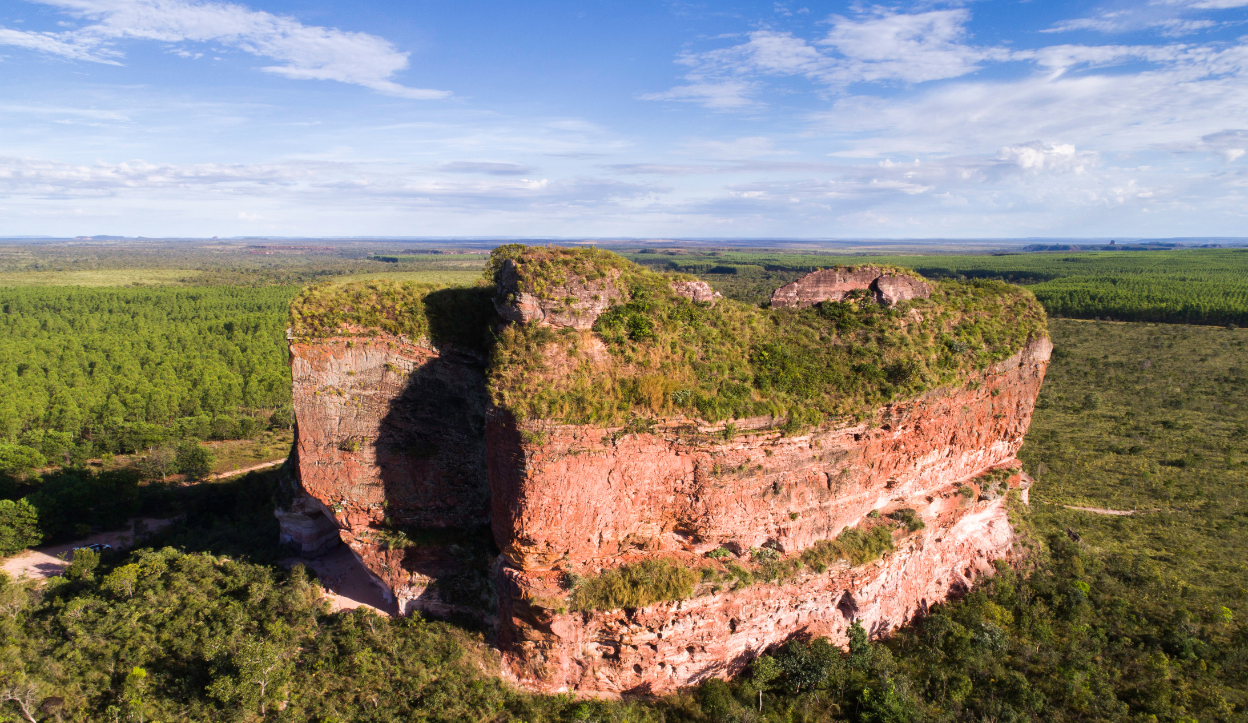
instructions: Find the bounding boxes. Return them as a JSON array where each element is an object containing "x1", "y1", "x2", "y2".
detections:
[{"x1": 488, "y1": 336, "x2": 1049, "y2": 693}]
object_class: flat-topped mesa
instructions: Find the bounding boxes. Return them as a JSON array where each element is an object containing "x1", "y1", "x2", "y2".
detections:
[
  {"x1": 771, "y1": 267, "x2": 931, "y2": 309},
  {"x1": 283, "y1": 246, "x2": 1051, "y2": 695}
]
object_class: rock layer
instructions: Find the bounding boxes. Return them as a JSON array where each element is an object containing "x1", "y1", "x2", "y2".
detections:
[
  {"x1": 283, "y1": 264, "x2": 1049, "y2": 695},
  {"x1": 496, "y1": 486, "x2": 1021, "y2": 694}
]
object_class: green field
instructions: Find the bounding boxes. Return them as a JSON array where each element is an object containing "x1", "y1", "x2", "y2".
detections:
[{"x1": 0, "y1": 268, "x2": 201, "y2": 286}]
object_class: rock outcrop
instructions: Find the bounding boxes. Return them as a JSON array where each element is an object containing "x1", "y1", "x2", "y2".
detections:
[
  {"x1": 494, "y1": 258, "x2": 625, "y2": 329},
  {"x1": 771, "y1": 267, "x2": 931, "y2": 308},
  {"x1": 282, "y1": 248, "x2": 1049, "y2": 696},
  {"x1": 670, "y1": 280, "x2": 723, "y2": 306}
]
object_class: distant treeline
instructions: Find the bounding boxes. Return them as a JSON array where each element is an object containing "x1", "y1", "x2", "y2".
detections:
[
  {"x1": 628, "y1": 248, "x2": 1248, "y2": 325},
  {"x1": 0, "y1": 286, "x2": 297, "y2": 461}
]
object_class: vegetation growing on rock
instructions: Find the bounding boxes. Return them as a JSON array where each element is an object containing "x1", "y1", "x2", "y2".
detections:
[{"x1": 488, "y1": 245, "x2": 1046, "y2": 427}]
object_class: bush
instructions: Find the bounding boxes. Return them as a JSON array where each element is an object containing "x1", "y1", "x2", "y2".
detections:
[
  {"x1": 887, "y1": 508, "x2": 926, "y2": 532},
  {"x1": 570, "y1": 558, "x2": 698, "y2": 611},
  {"x1": 176, "y1": 442, "x2": 215, "y2": 480},
  {"x1": 25, "y1": 468, "x2": 140, "y2": 541},
  {"x1": 802, "y1": 526, "x2": 896, "y2": 569}
]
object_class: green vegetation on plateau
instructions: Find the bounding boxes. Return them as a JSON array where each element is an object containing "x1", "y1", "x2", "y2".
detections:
[
  {"x1": 629, "y1": 247, "x2": 1248, "y2": 326},
  {"x1": 488, "y1": 246, "x2": 1045, "y2": 427}
]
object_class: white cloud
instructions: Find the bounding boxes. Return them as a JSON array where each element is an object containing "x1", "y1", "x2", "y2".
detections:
[
  {"x1": 1198, "y1": 129, "x2": 1248, "y2": 161},
  {"x1": 818, "y1": 9, "x2": 1010, "y2": 84},
  {"x1": 1, "y1": 0, "x2": 448, "y2": 99},
  {"x1": 0, "y1": 26, "x2": 119, "y2": 61},
  {"x1": 638, "y1": 79, "x2": 757, "y2": 108},
  {"x1": 998, "y1": 142, "x2": 1099, "y2": 174},
  {"x1": 644, "y1": 9, "x2": 1016, "y2": 108}
]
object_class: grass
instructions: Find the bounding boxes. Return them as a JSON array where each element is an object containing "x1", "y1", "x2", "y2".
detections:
[
  {"x1": 1020, "y1": 319, "x2": 1248, "y2": 606},
  {"x1": 489, "y1": 247, "x2": 1046, "y2": 428},
  {"x1": 289, "y1": 246, "x2": 1046, "y2": 431},
  {"x1": 570, "y1": 558, "x2": 698, "y2": 611},
  {"x1": 289, "y1": 280, "x2": 441, "y2": 339},
  {"x1": 0, "y1": 268, "x2": 199, "y2": 286},
  {"x1": 332, "y1": 269, "x2": 484, "y2": 287}
]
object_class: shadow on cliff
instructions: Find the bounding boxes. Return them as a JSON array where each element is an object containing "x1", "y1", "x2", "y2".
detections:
[{"x1": 373, "y1": 286, "x2": 501, "y2": 621}]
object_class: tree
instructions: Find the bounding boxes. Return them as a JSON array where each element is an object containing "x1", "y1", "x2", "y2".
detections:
[
  {"x1": 102, "y1": 564, "x2": 141, "y2": 598},
  {"x1": 138, "y1": 444, "x2": 177, "y2": 482},
  {"x1": 0, "y1": 445, "x2": 45, "y2": 481},
  {"x1": 0, "y1": 499, "x2": 41, "y2": 557},
  {"x1": 210, "y1": 636, "x2": 293, "y2": 718},
  {"x1": 176, "y1": 441, "x2": 215, "y2": 481}
]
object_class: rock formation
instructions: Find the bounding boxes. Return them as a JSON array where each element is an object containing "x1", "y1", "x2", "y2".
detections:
[
  {"x1": 770, "y1": 267, "x2": 931, "y2": 308},
  {"x1": 281, "y1": 247, "x2": 1049, "y2": 695}
]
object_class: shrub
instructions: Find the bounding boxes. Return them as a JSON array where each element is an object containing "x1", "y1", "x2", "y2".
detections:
[
  {"x1": 801, "y1": 526, "x2": 896, "y2": 568},
  {"x1": 570, "y1": 558, "x2": 698, "y2": 611},
  {"x1": 887, "y1": 508, "x2": 926, "y2": 532}
]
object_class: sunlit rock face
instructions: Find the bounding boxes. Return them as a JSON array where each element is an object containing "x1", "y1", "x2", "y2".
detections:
[
  {"x1": 770, "y1": 268, "x2": 931, "y2": 309},
  {"x1": 489, "y1": 337, "x2": 1048, "y2": 694}
]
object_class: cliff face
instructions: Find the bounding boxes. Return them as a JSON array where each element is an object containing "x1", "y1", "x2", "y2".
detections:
[
  {"x1": 283, "y1": 253, "x2": 1050, "y2": 696},
  {"x1": 285, "y1": 332, "x2": 493, "y2": 616},
  {"x1": 488, "y1": 336, "x2": 1048, "y2": 692}
]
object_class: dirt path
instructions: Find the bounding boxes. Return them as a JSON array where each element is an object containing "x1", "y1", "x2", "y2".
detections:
[
  {"x1": 1, "y1": 518, "x2": 175, "y2": 582},
  {"x1": 1063, "y1": 505, "x2": 1136, "y2": 516},
  {"x1": 209, "y1": 459, "x2": 284, "y2": 480},
  {"x1": 283, "y1": 545, "x2": 398, "y2": 616}
]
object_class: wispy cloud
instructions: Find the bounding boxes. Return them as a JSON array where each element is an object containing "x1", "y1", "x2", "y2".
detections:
[
  {"x1": 643, "y1": 9, "x2": 1015, "y2": 109},
  {"x1": 0, "y1": 0, "x2": 448, "y2": 99},
  {"x1": 435, "y1": 162, "x2": 535, "y2": 176}
]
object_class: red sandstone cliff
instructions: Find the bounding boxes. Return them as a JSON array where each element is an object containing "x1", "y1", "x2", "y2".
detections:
[
  {"x1": 283, "y1": 330, "x2": 493, "y2": 616},
  {"x1": 488, "y1": 335, "x2": 1049, "y2": 693}
]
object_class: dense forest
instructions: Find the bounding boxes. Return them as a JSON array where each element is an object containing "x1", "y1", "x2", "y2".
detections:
[{"x1": 0, "y1": 287, "x2": 296, "y2": 470}]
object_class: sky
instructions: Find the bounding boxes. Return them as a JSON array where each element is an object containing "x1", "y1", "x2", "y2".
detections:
[{"x1": 1, "y1": 0, "x2": 1246, "y2": 238}]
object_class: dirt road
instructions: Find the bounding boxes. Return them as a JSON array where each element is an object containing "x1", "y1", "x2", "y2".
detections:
[
  {"x1": 210, "y1": 459, "x2": 285, "y2": 480},
  {"x1": 1, "y1": 518, "x2": 175, "y2": 582},
  {"x1": 1063, "y1": 505, "x2": 1136, "y2": 516}
]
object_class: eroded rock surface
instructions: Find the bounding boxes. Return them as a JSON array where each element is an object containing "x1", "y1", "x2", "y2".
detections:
[
  {"x1": 770, "y1": 267, "x2": 931, "y2": 309},
  {"x1": 497, "y1": 485, "x2": 1021, "y2": 694},
  {"x1": 670, "y1": 280, "x2": 722, "y2": 306},
  {"x1": 494, "y1": 259, "x2": 625, "y2": 329}
]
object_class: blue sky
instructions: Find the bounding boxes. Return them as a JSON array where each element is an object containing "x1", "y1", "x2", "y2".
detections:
[{"x1": 1, "y1": 0, "x2": 1246, "y2": 238}]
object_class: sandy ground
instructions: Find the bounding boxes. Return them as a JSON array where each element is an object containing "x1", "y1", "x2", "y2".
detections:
[
  {"x1": 2, "y1": 518, "x2": 175, "y2": 582},
  {"x1": 209, "y1": 459, "x2": 284, "y2": 480},
  {"x1": 1064, "y1": 505, "x2": 1136, "y2": 516},
  {"x1": 283, "y1": 544, "x2": 398, "y2": 616}
]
